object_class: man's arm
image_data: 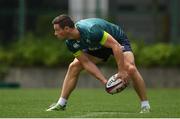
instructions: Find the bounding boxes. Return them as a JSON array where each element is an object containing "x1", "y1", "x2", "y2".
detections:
[
  {"x1": 102, "y1": 33, "x2": 128, "y2": 80},
  {"x1": 104, "y1": 34, "x2": 125, "y2": 71},
  {"x1": 75, "y1": 51, "x2": 107, "y2": 84}
]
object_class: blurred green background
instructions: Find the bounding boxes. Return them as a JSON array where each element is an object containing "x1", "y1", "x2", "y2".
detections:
[{"x1": 0, "y1": 0, "x2": 180, "y2": 88}]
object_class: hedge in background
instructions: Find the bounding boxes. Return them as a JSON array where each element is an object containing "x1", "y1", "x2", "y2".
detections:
[
  {"x1": 133, "y1": 43, "x2": 180, "y2": 67},
  {"x1": 0, "y1": 36, "x2": 180, "y2": 68},
  {"x1": 0, "y1": 34, "x2": 73, "y2": 67}
]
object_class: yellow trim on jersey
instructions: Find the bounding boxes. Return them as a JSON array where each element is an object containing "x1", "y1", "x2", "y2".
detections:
[
  {"x1": 73, "y1": 50, "x2": 83, "y2": 57},
  {"x1": 100, "y1": 31, "x2": 108, "y2": 45}
]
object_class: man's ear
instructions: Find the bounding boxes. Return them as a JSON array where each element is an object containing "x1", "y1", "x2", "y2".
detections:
[{"x1": 64, "y1": 26, "x2": 70, "y2": 31}]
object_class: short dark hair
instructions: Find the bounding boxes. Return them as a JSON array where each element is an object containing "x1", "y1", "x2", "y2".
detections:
[{"x1": 52, "y1": 14, "x2": 75, "y2": 29}]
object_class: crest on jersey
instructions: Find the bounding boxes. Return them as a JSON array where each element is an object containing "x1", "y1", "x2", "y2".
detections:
[
  {"x1": 86, "y1": 39, "x2": 91, "y2": 43},
  {"x1": 73, "y1": 43, "x2": 80, "y2": 48}
]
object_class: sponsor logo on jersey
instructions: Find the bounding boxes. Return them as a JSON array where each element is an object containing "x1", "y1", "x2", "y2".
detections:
[{"x1": 88, "y1": 46, "x2": 101, "y2": 51}]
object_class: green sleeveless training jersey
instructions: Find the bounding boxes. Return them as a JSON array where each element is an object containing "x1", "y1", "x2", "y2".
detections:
[{"x1": 65, "y1": 18, "x2": 127, "y2": 57}]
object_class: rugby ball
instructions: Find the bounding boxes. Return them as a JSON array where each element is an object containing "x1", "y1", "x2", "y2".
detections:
[{"x1": 106, "y1": 74, "x2": 128, "y2": 94}]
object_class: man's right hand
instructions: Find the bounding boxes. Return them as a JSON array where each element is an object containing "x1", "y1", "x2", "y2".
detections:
[{"x1": 116, "y1": 71, "x2": 129, "y2": 84}]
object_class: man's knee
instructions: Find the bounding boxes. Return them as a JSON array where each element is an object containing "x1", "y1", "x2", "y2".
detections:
[
  {"x1": 69, "y1": 60, "x2": 82, "y2": 71},
  {"x1": 125, "y1": 63, "x2": 137, "y2": 75}
]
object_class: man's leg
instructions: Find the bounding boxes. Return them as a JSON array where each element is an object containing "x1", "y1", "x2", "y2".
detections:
[
  {"x1": 47, "y1": 55, "x2": 103, "y2": 111},
  {"x1": 60, "y1": 58, "x2": 83, "y2": 100},
  {"x1": 46, "y1": 58, "x2": 83, "y2": 111},
  {"x1": 123, "y1": 51, "x2": 150, "y2": 113}
]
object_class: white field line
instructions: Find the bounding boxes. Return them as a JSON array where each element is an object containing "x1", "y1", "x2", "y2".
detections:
[{"x1": 71, "y1": 111, "x2": 136, "y2": 118}]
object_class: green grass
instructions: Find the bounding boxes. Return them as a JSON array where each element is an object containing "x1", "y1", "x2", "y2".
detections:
[{"x1": 0, "y1": 88, "x2": 180, "y2": 118}]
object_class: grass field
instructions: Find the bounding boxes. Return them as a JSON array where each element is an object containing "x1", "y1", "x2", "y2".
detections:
[{"x1": 0, "y1": 88, "x2": 180, "y2": 118}]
